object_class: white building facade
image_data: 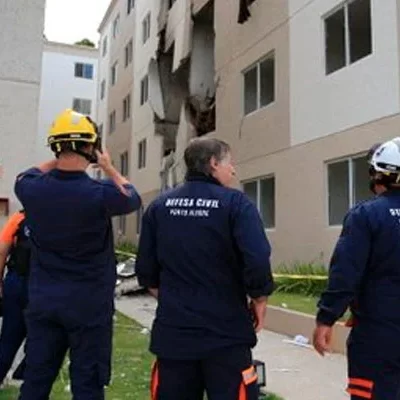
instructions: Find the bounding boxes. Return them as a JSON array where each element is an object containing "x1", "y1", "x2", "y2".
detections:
[{"x1": 36, "y1": 41, "x2": 98, "y2": 163}]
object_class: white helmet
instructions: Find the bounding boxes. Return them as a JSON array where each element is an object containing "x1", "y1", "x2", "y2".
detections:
[{"x1": 369, "y1": 137, "x2": 400, "y2": 174}]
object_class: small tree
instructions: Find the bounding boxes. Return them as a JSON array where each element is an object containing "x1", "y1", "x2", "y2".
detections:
[{"x1": 75, "y1": 38, "x2": 95, "y2": 48}]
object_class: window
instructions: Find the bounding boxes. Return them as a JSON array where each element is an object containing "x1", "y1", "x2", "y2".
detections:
[
  {"x1": 119, "y1": 215, "x2": 127, "y2": 235},
  {"x1": 140, "y1": 75, "x2": 149, "y2": 105},
  {"x1": 136, "y1": 206, "x2": 144, "y2": 235},
  {"x1": 243, "y1": 54, "x2": 275, "y2": 115},
  {"x1": 325, "y1": 0, "x2": 372, "y2": 75},
  {"x1": 125, "y1": 39, "x2": 133, "y2": 67},
  {"x1": 74, "y1": 63, "x2": 94, "y2": 79},
  {"x1": 127, "y1": 0, "x2": 135, "y2": 14},
  {"x1": 123, "y1": 94, "x2": 131, "y2": 121},
  {"x1": 327, "y1": 155, "x2": 371, "y2": 225},
  {"x1": 142, "y1": 13, "x2": 151, "y2": 44},
  {"x1": 120, "y1": 151, "x2": 129, "y2": 176},
  {"x1": 100, "y1": 79, "x2": 106, "y2": 100},
  {"x1": 138, "y1": 139, "x2": 147, "y2": 169},
  {"x1": 243, "y1": 176, "x2": 275, "y2": 229},
  {"x1": 72, "y1": 98, "x2": 91, "y2": 115},
  {"x1": 102, "y1": 36, "x2": 108, "y2": 57},
  {"x1": 111, "y1": 62, "x2": 118, "y2": 86},
  {"x1": 109, "y1": 110, "x2": 116, "y2": 134},
  {"x1": 113, "y1": 14, "x2": 120, "y2": 38}
]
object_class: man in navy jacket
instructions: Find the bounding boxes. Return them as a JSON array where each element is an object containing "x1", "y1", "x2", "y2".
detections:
[
  {"x1": 314, "y1": 138, "x2": 400, "y2": 399},
  {"x1": 14, "y1": 109, "x2": 141, "y2": 400},
  {"x1": 136, "y1": 137, "x2": 273, "y2": 400}
]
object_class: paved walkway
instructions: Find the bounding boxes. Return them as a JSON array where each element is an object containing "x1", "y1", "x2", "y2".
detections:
[{"x1": 116, "y1": 295, "x2": 349, "y2": 400}]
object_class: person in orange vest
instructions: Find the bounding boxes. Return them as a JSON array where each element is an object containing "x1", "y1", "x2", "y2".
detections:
[{"x1": 0, "y1": 210, "x2": 30, "y2": 386}]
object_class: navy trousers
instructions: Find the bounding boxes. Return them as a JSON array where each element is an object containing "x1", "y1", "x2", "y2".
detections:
[
  {"x1": 151, "y1": 346, "x2": 259, "y2": 400},
  {"x1": 18, "y1": 307, "x2": 113, "y2": 400},
  {"x1": 347, "y1": 340, "x2": 400, "y2": 399},
  {"x1": 0, "y1": 271, "x2": 28, "y2": 384}
]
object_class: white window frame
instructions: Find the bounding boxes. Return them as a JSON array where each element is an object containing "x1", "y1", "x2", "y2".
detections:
[
  {"x1": 242, "y1": 175, "x2": 276, "y2": 230},
  {"x1": 127, "y1": 0, "x2": 135, "y2": 14},
  {"x1": 109, "y1": 110, "x2": 116, "y2": 134},
  {"x1": 140, "y1": 75, "x2": 149, "y2": 105},
  {"x1": 120, "y1": 151, "x2": 129, "y2": 176},
  {"x1": 72, "y1": 98, "x2": 91, "y2": 115},
  {"x1": 113, "y1": 14, "x2": 120, "y2": 38},
  {"x1": 123, "y1": 94, "x2": 131, "y2": 122},
  {"x1": 102, "y1": 36, "x2": 108, "y2": 57},
  {"x1": 125, "y1": 39, "x2": 133, "y2": 67},
  {"x1": 74, "y1": 63, "x2": 93, "y2": 80},
  {"x1": 242, "y1": 52, "x2": 275, "y2": 116},
  {"x1": 138, "y1": 139, "x2": 147, "y2": 169},
  {"x1": 111, "y1": 62, "x2": 118, "y2": 86},
  {"x1": 142, "y1": 13, "x2": 151, "y2": 44},
  {"x1": 325, "y1": 152, "x2": 368, "y2": 226},
  {"x1": 100, "y1": 79, "x2": 106, "y2": 100},
  {"x1": 323, "y1": 0, "x2": 372, "y2": 75}
]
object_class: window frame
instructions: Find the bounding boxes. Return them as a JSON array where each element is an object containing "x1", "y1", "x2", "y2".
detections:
[
  {"x1": 140, "y1": 75, "x2": 149, "y2": 105},
  {"x1": 242, "y1": 175, "x2": 276, "y2": 230},
  {"x1": 326, "y1": 152, "x2": 369, "y2": 226},
  {"x1": 138, "y1": 139, "x2": 147, "y2": 169},
  {"x1": 242, "y1": 51, "x2": 275, "y2": 116},
  {"x1": 323, "y1": 0, "x2": 372, "y2": 75},
  {"x1": 72, "y1": 98, "x2": 92, "y2": 115},
  {"x1": 142, "y1": 12, "x2": 151, "y2": 44}
]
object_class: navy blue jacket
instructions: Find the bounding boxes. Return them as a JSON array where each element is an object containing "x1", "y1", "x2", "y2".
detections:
[
  {"x1": 14, "y1": 168, "x2": 141, "y2": 324},
  {"x1": 318, "y1": 190, "x2": 400, "y2": 345},
  {"x1": 136, "y1": 174, "x2": 273, "y2": 359}
]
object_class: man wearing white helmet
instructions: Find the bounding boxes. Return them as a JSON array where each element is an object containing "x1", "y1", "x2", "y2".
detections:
[{"x1": 313, "y1": 137, "x2": 400, "y2": 399}]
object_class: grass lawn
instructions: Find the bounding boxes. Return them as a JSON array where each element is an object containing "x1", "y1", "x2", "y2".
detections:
[
  {"x1": 269, "y1": 292, "x2": 319, "y2": 315},
  {"x1": 268, "y1": 292, "x2": 350, "y2": 322},
  {"x1": 0, "y1": 312, "x2": 284, "y2": 399}
]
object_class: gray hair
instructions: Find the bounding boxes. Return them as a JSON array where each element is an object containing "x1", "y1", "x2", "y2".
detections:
[{"x1": 184, "y1": 137, "x2": 231, "y2": 176}]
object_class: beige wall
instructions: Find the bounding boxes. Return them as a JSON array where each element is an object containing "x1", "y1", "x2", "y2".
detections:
[
  {"x1": 106, "y1": 1, "x2": 136, "y2": 174},
  {"x1": 215, "y1": 0, "x2": 291, "y2": 165},
  {"x1": 237, "y1": 114, "x2": 400, "y2": 266}
]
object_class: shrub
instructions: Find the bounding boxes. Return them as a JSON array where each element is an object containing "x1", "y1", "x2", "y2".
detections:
[{"x1": 273, "y1": 261, "x2": 328, "y2": 297}]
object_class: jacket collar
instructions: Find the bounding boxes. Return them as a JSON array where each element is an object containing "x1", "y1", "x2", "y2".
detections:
[{"x1": 185, "y1": 172, "x2": 222, "y2": 186}]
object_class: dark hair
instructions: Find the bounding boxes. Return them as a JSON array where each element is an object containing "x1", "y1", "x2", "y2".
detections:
[{"x1": 184, "y1": 138, "x2": 231, "y2": 176}]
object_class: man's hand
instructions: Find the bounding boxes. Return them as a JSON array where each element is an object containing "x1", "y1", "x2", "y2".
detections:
[
  {"x1": 95, "y1": 149, "x2": 113, "y2": 172},
  {"x1": 148, "y1": 288, "x2": 159, "y2": 299},
  {"x1": 250, "y1": 297, "x2": 267, "y2": 333},
  {"x1": 313, "y1": 323, "x2": 333, "y2": 356}
]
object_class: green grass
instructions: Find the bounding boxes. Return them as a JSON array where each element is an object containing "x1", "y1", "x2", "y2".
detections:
[
  {"x1": 0, "y1": 312, "x2": 153, "y2": 399},
  {"x1": 269, "y1": 292, "x2": 319, "y2": 315},
  {"x1": 268, "y1": 292, "x2": 350, "y2": 322},
  {"x1": 0, "y1": 313, "x2": 285, "y2": 399}
]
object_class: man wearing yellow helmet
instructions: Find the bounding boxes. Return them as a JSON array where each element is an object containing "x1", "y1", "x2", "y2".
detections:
[{"x1": 14, "y1": 109, "x2": 141, "y2": 400}]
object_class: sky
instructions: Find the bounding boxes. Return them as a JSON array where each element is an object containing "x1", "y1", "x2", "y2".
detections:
[{"x1": 44, "y1": 0, "x2": 111, "y2": 45}]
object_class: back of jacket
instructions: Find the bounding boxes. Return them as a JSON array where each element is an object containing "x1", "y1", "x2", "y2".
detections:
[
  {"x1": 136, "y1": 175, "x2": 273, "y2": 359},
  {"x1": 318, "y1": 190, "x2": 400, "y2": 351},
  {"x1": 15, "y1": 168, "x2": 141, "y2": 323}
]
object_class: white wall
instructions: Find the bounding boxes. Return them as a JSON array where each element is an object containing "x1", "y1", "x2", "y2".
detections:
[
  {"x1": 97, "y1": 24, "x2": 112, "y2": 143},
  {"x1": 132, "y1": 0, "x2": 163, "y2": 195},
  {"x1": 289, "y1": 0, "x2": 400, "y2": 145},
  {"x1": 0, "y1": 0, "x2": 45, "y2": 218},
  {"x1": 36, "y1": 47, "x2": 98, "y2": 162}
]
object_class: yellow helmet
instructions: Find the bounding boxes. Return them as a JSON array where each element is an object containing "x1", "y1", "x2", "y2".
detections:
[{"x1": 48, "y1": 109, "x2": 98, "y2": 146}]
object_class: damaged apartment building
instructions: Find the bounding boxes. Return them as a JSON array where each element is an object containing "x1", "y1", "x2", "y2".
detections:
[
  {"x1": 151, "y1": 0, "x2": 217, "y2": 190},
  {"x1": 99, "y1": 0, "x2": 397, "y2": 268}
]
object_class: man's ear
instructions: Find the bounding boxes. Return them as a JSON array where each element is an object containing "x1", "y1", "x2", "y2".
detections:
[{"x1": 210, "y1": 156, "x2": 219, "y2": 170}]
